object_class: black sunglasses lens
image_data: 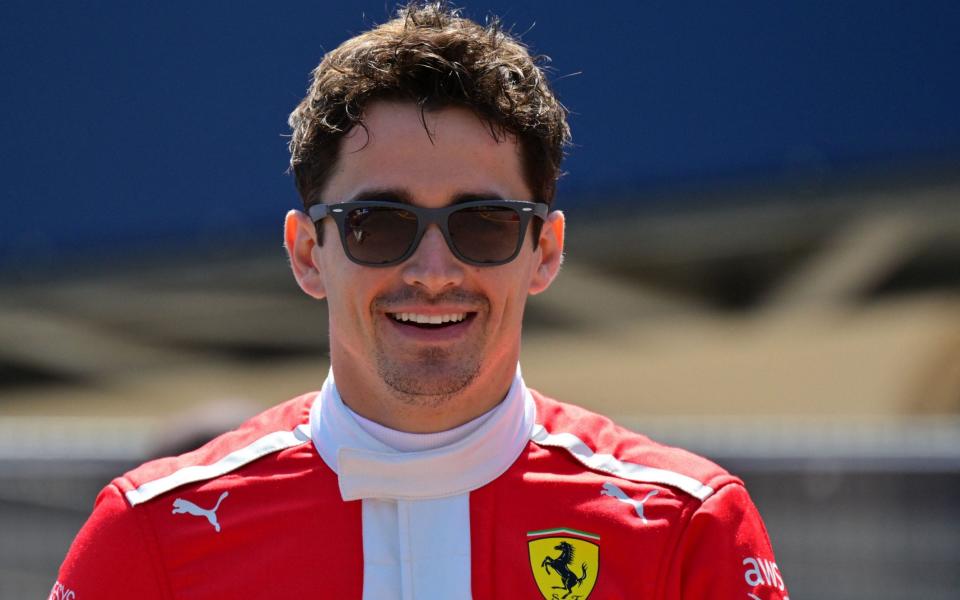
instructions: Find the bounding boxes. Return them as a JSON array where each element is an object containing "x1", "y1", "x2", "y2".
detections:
[
  {"x1": 344, "y1": 207, "x2": 418, "y2": 264},
  {"x1": 448, "y1": 205, "x2": 522, "y2": 263}
]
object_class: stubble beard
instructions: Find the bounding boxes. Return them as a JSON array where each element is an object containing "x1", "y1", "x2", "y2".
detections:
[
  {"x1": 375, "y1": 344, "x2": 481, "y2": 408},
  {"x1": 371, "y1": 288, "x2": 488, "y2": 407}
]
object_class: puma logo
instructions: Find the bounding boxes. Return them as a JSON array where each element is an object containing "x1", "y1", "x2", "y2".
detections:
[
  {"x1": 600, "y1": 482, "x2": 659, "y2": 524},
  {"x1": 172, "y1": 491, "x2": 229, "y2": 533}
]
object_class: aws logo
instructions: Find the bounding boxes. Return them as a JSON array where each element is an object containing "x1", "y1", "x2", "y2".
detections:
[
  {"x1": 743, "y1": 556, "x2": 788, "y2": 598},
  {"x1": 527, "y1": 528, "x2": 600, "y2": 600}
]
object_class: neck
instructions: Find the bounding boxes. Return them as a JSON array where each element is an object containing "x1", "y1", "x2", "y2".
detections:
[{"x1": 330, "y1": 354, "x2": 519, "y2": 433}]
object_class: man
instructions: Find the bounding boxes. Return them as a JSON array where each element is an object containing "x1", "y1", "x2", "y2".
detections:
[{"x1": 53, "y1": 3, "x2": 788, "y2": 599}]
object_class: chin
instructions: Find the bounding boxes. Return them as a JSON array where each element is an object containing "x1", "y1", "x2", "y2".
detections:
[{"x1": 376, "y1": 350, "x2": 481, "y2": 401}]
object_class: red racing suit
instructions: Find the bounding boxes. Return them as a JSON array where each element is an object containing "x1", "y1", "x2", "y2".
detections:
[{"x1": 53, "y1": 389, "x2": 788, "y2": 599}]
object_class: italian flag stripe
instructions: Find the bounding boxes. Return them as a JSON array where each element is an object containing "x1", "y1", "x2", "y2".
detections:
[{"x1": 526, "y1": 527, "x2": 600, "y2": 541}]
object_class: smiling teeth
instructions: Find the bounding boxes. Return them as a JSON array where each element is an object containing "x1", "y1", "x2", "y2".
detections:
[{"x1": 392, "y1": 313, "x2": 467, "y2": 324}]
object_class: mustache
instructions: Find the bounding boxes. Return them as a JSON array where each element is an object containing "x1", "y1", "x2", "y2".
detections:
[{"x1": 373, "y1": 288, "x2": 488, "y2": 310}]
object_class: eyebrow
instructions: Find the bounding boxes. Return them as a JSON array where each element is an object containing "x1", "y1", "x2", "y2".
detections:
[{"x1": 348, "y1": 189, "x2": 506, "y2": 205}]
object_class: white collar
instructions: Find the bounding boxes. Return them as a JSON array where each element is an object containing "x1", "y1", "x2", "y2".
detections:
[
  {"x1": 310, "y1": 366, "x2": 536, "y2": 501},
  {"x1": 349, "y1": 401, "x2": 497, "y2": 452}
]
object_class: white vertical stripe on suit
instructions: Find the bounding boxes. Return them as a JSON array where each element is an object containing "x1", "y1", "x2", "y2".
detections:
[{"x1": 310, "y1": 367, "x2": 535, "y2": 600}]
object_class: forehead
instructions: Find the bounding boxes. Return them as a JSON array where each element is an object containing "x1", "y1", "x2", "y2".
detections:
[{"x1": 323, "y1": 101, "x2": 531, "y2": 205}]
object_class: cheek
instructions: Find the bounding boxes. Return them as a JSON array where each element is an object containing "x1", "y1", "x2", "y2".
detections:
[
  {"x1": 322, "y1": 263, "x2": 374, "y2": 320},
  {"x1": 499, "y1": 255, "x2": 538, "y2": 300},
  {"x1": 486, "y1": 270, "x2": 532, "y2": 321}
]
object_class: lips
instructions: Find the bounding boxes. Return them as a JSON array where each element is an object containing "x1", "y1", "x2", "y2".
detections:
[
  {"x1": 382, "y1": 311, "x2": 477, "y2": 341},
  {"x1": 374, "y1": 291, "x2": 486, "y2": 339},
  {"x1": 389, "y1": 312, "x2": 468, "y2": 325}
]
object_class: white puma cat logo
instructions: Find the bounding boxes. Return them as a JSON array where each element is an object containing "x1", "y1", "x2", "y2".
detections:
[
  {"x1": 172, "y1": 491, "x2": 229, "y2": 533},
  {"x1": 600, "y1": 482, "x2": 659, "y2": 524}
]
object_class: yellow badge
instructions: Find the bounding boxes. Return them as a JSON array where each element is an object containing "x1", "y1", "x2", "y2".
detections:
[{"x1": 527, "y1": 528, "x2": 600, "y2": 600}]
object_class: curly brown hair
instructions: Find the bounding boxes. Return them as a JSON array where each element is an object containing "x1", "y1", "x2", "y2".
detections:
[{"x1": 287, "y1": 1, "x2": 570, "y2": 208}]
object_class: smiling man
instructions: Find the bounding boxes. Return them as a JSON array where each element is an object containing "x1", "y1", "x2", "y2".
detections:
[
  {"x1": 285, "y1": 101, "x2": 561, "y2": 434},
  {"x1": 53, "y1": 3, "x2": 787, "y2": 599},
  {"x1": 286, "y1": 100, "x2": 563, "y2": 432}
]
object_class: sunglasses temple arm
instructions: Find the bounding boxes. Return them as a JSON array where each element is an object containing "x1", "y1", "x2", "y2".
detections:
[
  {"x1": 306, "y1": 204, "x2": 329, "y2": 245},
  {"x1": 307, "y1": 204, "x2": 329, "y2": 221}
]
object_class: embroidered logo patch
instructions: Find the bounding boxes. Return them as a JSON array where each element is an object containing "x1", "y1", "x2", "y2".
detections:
[
  {"x1": 527, "y1": 528, "x2": 600, "y2": 600},
  {"x1": 600, "y1": 482, "x2": 659, "y2": 523},
  {"x1": 172, "y1": 491, "x2": 229, "y2": 533}
]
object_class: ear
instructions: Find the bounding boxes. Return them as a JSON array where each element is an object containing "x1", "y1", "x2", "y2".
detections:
[
  {"x1": 284, "y1": 210, "x2": 326, "y2": 299},
  {"x1": 528, "y1": 210, "x2": 565, "y2": 295}
]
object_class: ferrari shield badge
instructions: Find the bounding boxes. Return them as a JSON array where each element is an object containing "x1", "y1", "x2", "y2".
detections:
[{"x1": 527, "y1": 528, "x2": 600, "y2": 600}]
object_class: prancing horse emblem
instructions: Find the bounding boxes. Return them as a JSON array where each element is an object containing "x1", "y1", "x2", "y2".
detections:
[
  {"x1": 527, "y1": 528, "x2": 599, "y2": 599},
  {"x1": 600, "y1": 482, "x2": 658, "y2": 524},
  {"x1": 172, "y1": 491, "x2": 229, "y2": 533},
  {"x1": 541, "y1": 541, "x2": 588, "y2": 598}
]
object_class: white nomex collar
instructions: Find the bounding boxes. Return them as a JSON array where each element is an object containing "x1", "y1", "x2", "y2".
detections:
[{"x1": 310, "y1": 367, "x2": 536, "y2": 501}]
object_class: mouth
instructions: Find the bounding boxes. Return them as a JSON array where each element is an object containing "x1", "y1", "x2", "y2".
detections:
[
  {"x1": 382, "y1": 310, "x2": 479, "y2": 343},
  {"x1": 387, "y1": 312, "x2": 475, "y2": 329},
  {"x1": 390, "y1": 312, "x2": 468, "y2": 326}
]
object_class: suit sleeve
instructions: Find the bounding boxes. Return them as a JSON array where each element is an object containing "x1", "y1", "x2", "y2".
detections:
[
  {"x1": 664, "y1": 482, "x2": 789, "y2": 600},
  {"x1": 51, "y1": 483, "x2": 167, "y2": 600}
]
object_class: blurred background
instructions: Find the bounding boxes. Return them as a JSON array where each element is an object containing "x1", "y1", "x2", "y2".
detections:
[{"x1": 1, "y1": 1, "x2": 959, "y2": 598}]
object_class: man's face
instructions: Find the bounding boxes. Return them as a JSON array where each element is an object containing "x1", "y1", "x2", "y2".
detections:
[{"x1": 286, "y1": 101, "x2": 563, "y2": 428}]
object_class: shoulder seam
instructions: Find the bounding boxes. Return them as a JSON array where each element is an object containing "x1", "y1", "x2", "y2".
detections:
[
  {"x1": 124, "y1": 423, "x2": 311, "y2": 506},
  {"x1": 530, "y1": 423, "x2": 715, "y2": 501},
  {"x1": 122, "y1": 483, "x2": 176, "y2": 599}
]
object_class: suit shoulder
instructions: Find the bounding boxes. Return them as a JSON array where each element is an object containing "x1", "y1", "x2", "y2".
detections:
[
  {"x1": 530, "y1": 390, "x2": 738, "y2": 501},
  {"x1": 55, "y1": 483, "x2": 168, "y2": 598},
  {"x1": 113, "y1": 392, "x2": 317, "y2": 507}
]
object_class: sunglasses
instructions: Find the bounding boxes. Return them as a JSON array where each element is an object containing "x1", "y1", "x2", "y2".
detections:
[{"x1": 308, "y1": 200, "x2": 549, "y2": 267}]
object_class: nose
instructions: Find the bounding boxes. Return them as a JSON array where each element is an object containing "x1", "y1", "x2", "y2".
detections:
[{"x1": 401, "y1": 225, "x2": 465, "y2": 292}]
